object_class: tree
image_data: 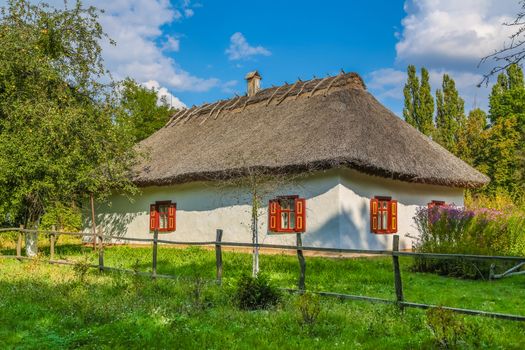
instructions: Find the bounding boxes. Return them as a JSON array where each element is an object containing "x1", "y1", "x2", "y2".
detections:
[
  {"x1": 118, "y1": 78, "x2": 175, "y2": 143},
  {"x1": 403, "y1": 66, "x2": 434, "y2": 136},
  {"x1": 0, "y1": 0, "x2": 137, "y2": 255},
  {"x1": 418, "y1": 67, "x2": 435, "y2": 137},
  {"x1": 484, "y1": 64, "x2": 525, "y2": 197},
  {"x1": 403, "y1": 65, "x2": 419, "y2": 128},
  {"x1": 456, "y1": 108, "x2": 488, "y2": 169},
  {"x1": 434, "y1": 74, "x2": 465, "y2": 155}
]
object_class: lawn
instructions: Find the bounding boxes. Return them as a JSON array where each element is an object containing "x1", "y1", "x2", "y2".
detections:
[{"x1": 0, "y1": 237, "x2": 524, "y2": 349}]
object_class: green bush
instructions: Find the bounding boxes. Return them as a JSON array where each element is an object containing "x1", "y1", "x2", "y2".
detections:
[
  {"x1": 412, "y1": 205, "x2": 525, "y2": 279},
  {"x1": 234, "y1": 273, "x2": 281, "y2": 310},
  {"x1": 296, "y1": 292, "x2": 322, "y2": 326}
]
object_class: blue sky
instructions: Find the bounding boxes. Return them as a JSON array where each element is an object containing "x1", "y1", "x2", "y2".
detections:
[{"x1": 28, "y1": 0, "x2": 523, "y2": 115}]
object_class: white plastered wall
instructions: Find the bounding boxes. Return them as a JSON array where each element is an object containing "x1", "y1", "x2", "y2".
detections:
[{"x1": 85, "y1": 169, "x2": 464, "y2": 251}]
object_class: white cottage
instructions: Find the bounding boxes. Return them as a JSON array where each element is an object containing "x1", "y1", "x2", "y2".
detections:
[{"x1": 88, "y1": 71, "x2": 489, "y2": 250}]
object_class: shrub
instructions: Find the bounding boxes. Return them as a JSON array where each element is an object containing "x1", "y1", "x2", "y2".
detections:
[
  {"x1": 426, "y1": 307, "x2": 467, "y2": 349},
  {"x1": 412, "y1": 204, "x2": 525, "y2": 279},
  {"x1": 296, "y1": 292, "x2": 321, "y2": 326},
  {"x1": 234, "y1": 273, "x2": 281, "y2": 310}
]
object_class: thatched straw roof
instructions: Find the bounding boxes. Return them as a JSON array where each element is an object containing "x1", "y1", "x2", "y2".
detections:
[{"x1": 133, "y1": 72, "x2": 489, "y2": 189}]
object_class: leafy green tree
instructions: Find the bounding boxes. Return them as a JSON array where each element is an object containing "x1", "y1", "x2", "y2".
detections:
[
  {"x1": 456, "y1": 108, "x2": 488, "y2": 169},
  {"x1": 0, "y1": 0, "x2": 137, "y2": 254},
  {"x1": 435, "y1": 74, "x2": 465, "y2": 155},
  {"x1": 484, "y1": 64, "x2": 525, "y2": 197},
  {"x1": 403, "y1": 65, "x2": 419, "y2": 128},
  {"x1": 418, "y1": 67, "x2": 435, "y2": 136},
  {"x1": 403, "y1": 66, "x2": 434, "y2": 136},
  {"x1": 118, "y1": 78, "x2": 175, "y2": 142}
]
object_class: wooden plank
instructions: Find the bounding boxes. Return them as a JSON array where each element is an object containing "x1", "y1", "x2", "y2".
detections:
[
  {"x1": 297, "y1": 233, "x2": 306, "y2": 290},
  {"x1": 16, "y1": 224, "x2": 23, "y2": 259},
  {"x1": 50, "y1": 225, "x2": 56, "y2": 261},
  {"x1": 215, "y1": 229, "x2": 223, "y2": 285},
  {"x1": 90, "y1": 193, "x2": 97, "y2": 250},
  {"x1": 395, "y1": 251, "x2": 525, "y2": 262},
  {"x1": 152, "y1": 229, "x2": 158, "y2": 279},
  {"x1": 392, "y1": 235, "x2": 404, "y2": 309},
  {"x1": 98, "y1": 227, "x2": 104, "y2": 272}
]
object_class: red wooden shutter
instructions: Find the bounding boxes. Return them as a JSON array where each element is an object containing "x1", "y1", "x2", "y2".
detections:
[
  {"x1": 294, "y1": 198, "x2": 306, "y2": 233},
  {"x1": 149, "y1": 204, "x2": 157, "y2": 231},
  {"x1": 167, "y1": 203, "x2": 176, "y2": 231},
  {"x1": 269, "y1": 200, "x2": 278, "y2": 231},
  {"x1": 389, "y1": 200, "x2": 398, "y2": 233},
  {"x1": 370, "y1": 198, "x2": 379, "y2": 233}
]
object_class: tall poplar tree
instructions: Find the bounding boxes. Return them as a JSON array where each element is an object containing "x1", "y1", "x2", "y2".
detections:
[
  {"x1": 403, "y1": 65, "x2": 419, "y2": 127},
  {"x1": 418, "y1": 67, "x2": 435, "y2": 137},
  {"x1": 402, "y1": 65, "x2": 434, "y2": 136},
  {"x1": 434, "y1": 74, "x2": 465, "y2": 155}
]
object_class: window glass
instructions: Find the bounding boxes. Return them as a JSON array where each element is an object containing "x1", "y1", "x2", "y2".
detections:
[{"x1": 158, "y1": 204, "x2": 169, "y2": 229}]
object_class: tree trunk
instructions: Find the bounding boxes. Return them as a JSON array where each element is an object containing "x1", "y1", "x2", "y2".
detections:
[
  {"x1": 25, "y1": 222, "x2": 39, "y2": 257},
  {"x1": 252, "y1": 191, "x2": 260, "y2": 277}
]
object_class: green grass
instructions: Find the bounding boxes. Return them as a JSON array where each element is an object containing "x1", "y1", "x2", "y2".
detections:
[{"x1": 1, "y1": 238, "x2": 525, "y2": 349}]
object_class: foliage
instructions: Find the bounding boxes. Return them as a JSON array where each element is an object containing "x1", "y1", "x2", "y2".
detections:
[
  {"x1": 296, "y1": 292, "x2": 322, "y2": 327},
  {"x1": 40, "y1": 202, "x2": 81, "y2": 232},
  {"x1": 435, "y1": 74, "x2": 465, "y2": 156},
  {"x1": 72, "y1": 254, "x2": 91, "y2": 284},
  {"x1": 117, "y1": 78, "x2": 175, "y2": 143},
  {"x1": 402, "y1": 65, "x2": 434, "y2": 136},
  {"x1": 0, "y1": 0, "x2": 137, "y2": 228},
  {"x1": 426, "y1": 307, "x2": 468, "y2": 349},
  {"x1": 412, "y1": 204, "x2": 525, "y2": 278},
  {"x1": 235, "y1": 273, "x2": 281, "y2": 310}
]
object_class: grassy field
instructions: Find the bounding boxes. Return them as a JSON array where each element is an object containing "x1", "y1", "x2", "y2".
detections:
[{"x1": 1, "y1": 237, "x2": 525, "y2": 349}]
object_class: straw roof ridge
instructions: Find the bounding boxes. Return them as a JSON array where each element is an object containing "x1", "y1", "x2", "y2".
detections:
[{"x1": 134, "y1": 72, "x2": 489, "y2": 189}]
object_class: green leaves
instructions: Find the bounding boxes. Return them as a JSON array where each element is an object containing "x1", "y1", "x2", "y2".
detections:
[{"x1": 0, "y1": 0, "x2": 137, "y2": 225}]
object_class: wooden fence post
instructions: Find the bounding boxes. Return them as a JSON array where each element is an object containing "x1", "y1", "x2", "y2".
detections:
[
  {"x1": 392, "y1": 235, "x2": 404, "y2": 309},
  {"x1": 215, "y1": 229, "x2": 223, "y2": 285},
  {"x1": 50, "y1": 225, "x2": 56, "y2": 261},
  {"x1": 152, "y1": 229, "x2": 158, "y2": 279},
  {"x1": 16, "y1": 224, "x2": 24, "y2": 259},
  {"x1": 98, "y1": 227, "x2": 104, "y2": 272},
  {"x1": 297, "y1": 233, "x2": 306, "y2": 291}
]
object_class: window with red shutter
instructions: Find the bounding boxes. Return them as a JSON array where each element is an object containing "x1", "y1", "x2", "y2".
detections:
[
  {"x1": 294, "y1": 198, "x2": 306, "y2": 233},
  {"x1": 370, "y1": 196, "x2": 397, "y2": 234},
  {"x1": 149, "y1": 201, "x2": 176, "y2": 233},
  {"x1": 268, "y1": 200, "x2": 279, "y2": 232},
  {"x1": 268, "y1": 196, "x2": 306, "y2": 233},
  {"x1": 149, "y1": 204, "x2": 157, "y2": 231}
]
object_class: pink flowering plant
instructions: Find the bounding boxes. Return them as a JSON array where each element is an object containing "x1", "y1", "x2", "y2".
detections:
[{"x1": 412, "y1": 204, "x2": 525, "y2": 279}]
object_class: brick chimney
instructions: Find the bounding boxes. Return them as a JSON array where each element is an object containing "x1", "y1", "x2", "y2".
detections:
[{"x1": 245, "y1": 70, "x2": 261, "y2": 97}]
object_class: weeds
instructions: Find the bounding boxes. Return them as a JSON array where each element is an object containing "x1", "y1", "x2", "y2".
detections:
[{"x1": 235, "y1": 273, "x2": 281, "y2": 310}]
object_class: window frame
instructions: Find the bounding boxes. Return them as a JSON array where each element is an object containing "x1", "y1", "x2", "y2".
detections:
[
  {"x1": 150, "y1": 200, "x2": 176, "y2": 233},
  {"x1": 370, "y1": 196, "x2": 398, "y2": 234},
  {"x1": 268, "y1": 195, "x2": 306, "y2": 233}
]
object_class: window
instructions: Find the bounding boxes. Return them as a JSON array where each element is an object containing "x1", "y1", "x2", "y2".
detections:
[
  {"x1": 428, "y1": 200, "x2": 446, "y2": 209},
  {"x1": 149, "y1": 201, "x2": 176, "y2": 232},
  {"x1": 268, "y1": 196, "x2": 306, "y2": 233},
  {"x1": 370, "y1": 196, "x2": 397, "y2": 234}
]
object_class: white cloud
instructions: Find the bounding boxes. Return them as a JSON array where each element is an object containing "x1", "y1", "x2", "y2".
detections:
[
  {"x1": 226, "y1": 32, "x2": 271, "y2": 60},
  {"x1": 142, "y1": 80, "x2": 186, "y2": 109},
  {"x1": 367, "y1": 68, "x2": 406, "y2": 99},
  {"x1": 163, "y1": 35, "x2": 181, "y2": 52},
  {"x1": 368, "y1": 0, "x2": 520, "y2": 114},
  {"x1": 90, "y1": 0, "x2": 218, "y2": 93},
  {"x1": 396, "y1": 0, "x2": 520, "y2": 71}
]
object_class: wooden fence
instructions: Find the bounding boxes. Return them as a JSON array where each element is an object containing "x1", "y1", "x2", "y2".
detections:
[{"x1": 1, "y1": 226, "x2": 524, "y2": 322}]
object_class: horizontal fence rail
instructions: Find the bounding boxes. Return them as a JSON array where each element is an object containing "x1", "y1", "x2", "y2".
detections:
[{"x1": 0, "y1": 227, "x2": 524, "y2": 322}]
